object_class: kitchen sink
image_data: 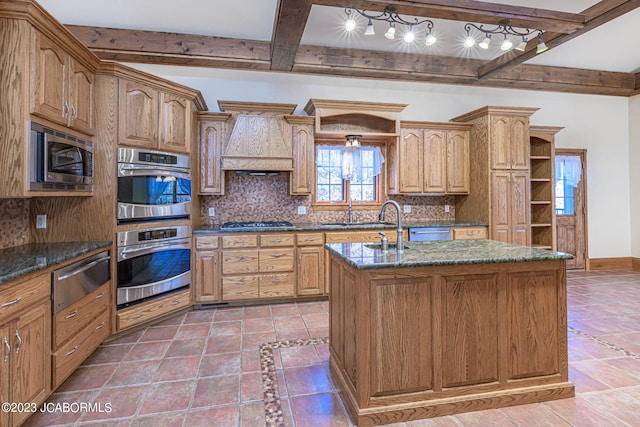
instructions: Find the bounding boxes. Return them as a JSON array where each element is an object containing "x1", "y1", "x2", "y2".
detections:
[{"x1": 365, "y1": 243, "x2": 411, "y2": 250}]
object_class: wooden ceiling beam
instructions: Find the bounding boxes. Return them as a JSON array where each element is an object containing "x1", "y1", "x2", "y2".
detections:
[
  {"x1": 315, "y1": 0, "x2": 585, "y2": 33},
  {"x1": 477, "y1": 0, "x2": 640, "y2": 80},
  {"x1": 271, "y1": 0, "x2": 314, "y2": 71}
]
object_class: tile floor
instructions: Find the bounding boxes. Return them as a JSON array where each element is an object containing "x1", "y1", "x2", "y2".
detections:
[{"x1": 23, "y1": 268, "x2": 640, "y2": 427}]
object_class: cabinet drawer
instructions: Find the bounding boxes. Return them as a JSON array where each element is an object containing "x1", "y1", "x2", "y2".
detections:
[
  {"x1": 222, "y1": 275, "x2": 259, "y2": 300},
  {"x1": 0, "y1": 273, "x2": 49, "y2": 323},
  {"x1": 53, "y1": 282, "x2": 110, "y2": 350},
  {"x1": 260, "y1": 234, "x2": 294, "y2": 247},
  {"x1": 296, "y1": 233, "x2": 325, "y2": 246},
  {"x1": 325, "y1": 230, "x2": 397, "y2": 244},
  {"x1": 260, "y1": 273, "x2": 295, "y2": 298},
  {"x1": 259, "y1": 248, "x2": 294, "y2": 272},
  {"x1": 195, "y1": 235, "x2": 219, "y2": 250},
  {"x1": 116, "y1": 289, "x2": 190, "y2": 331},
  {"x1": 222, "y1": 250, "x2": 259, "y2": 274},
  {"x1": 451, "y1": 227, "x2": 488, "y2": 240},
  {"x1": 53, "y1": 309, "x2": 110, "y2": 388},
  {"x1": 222, "y1": 235, "x2": 258, "y2": 248}
]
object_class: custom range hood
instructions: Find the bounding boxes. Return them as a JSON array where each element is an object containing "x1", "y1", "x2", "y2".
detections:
[{"x1": 220, "y1": 101, "x2": 297, "y2": 172}]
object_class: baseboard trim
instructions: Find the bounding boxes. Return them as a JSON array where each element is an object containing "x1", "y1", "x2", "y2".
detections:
[
  {"x1": 632, "y1": 258, "x2": 640, "y2": 270},
  {"x1": 587, "y1": 257, "x2": 632, "y2": 270}
]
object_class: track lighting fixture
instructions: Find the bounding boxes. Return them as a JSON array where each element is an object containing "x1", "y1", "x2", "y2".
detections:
[
  {"x1": 463, "y1": 23, "x2": 546, "y2": 54},
  {"x1": 536, "y1": 33, "x2": 548, "y2": 53},
  {"x1": 344, "y1": 6, "x2": 435, "y2": 46}
]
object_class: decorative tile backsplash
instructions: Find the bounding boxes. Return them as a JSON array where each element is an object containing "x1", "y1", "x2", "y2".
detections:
[
  {"x1": 0, "y1": 199, "x2": 30, "y2": 249},
  {"x1": 199, "y1": 172, "x2": 455, "y2": 225}
]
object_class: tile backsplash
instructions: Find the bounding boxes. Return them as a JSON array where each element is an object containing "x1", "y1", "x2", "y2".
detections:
[
  {"x1": 200, "y1": 172, "x2": 455, "y2": 226},
  {"x1": 0, "y1": 199, "x2": 30, "y2": 249}
]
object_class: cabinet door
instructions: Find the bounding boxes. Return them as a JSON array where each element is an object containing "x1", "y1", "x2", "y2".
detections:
[
  {"x1": 490, "y1": 172, "x2": 511, "y2": 243},
  {"x1": 446, "y1": 130, "x2": 470, "y2": 194},
  {"x1": 399, "y1": 129, "x2": 423, "y2": 193},
  {"x1": 12, "y1": 301, "x2": 51, "y2": 426},
  {"x1": 423, "y1": 130, "x2": 447, "y2": 193},
  {"x1": 0, "y1": 323, "x2": 10, "y2": 427},
  {"x1": 118, "y1": 80, "x2": 159, "y2": 148},
  {"x1": 490, "y1": 116, "x2": 511, "y2": 170},
  {"x1": 159, "y1": 92, "x2": 191, "y2": 153},
  {"x1": 510, "y1": 116, "x2": 530, "y2": 170},
  {"x1": 68, "y1": 59, "x2": 95, "y2": 135},
  {"x1": 511, "y1": 171, "x2": 531, "y2": 246},
  {"x1": 30, "y1": 30, "x2": 68, "y2": 126},
  {"x1": 194, "y1": 251, "x2": 220, "y2": 303},
  {"x1": 290, "y1": 124, "x2": 314, "y2": 195},
  {"x1": 200, "y1": 120, "x2": 226, "y2": 194},
  {"x1": 297, "y1": 246, "x2": 325, "y2": 296}
]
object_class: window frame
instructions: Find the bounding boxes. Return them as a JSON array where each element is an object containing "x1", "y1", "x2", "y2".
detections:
[{"x1": 312, "y1": 140, "x2": 385, "y2": 209}]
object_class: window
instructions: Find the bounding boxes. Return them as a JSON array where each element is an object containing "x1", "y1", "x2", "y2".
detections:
[
  {"x1": 555, "y1": 155, "x2": 582, "y2": 215},
  {"x1": 315, "y1": 144, "x2": 383, "y2": 205}
]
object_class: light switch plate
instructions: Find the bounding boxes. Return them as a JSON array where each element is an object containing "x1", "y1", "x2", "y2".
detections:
[
  {"x1": 297, "y1": 206, "x2": 307, "y2": 215},
  {"x1": 208, "y1": 207, "x2": 215, "y2": 217},
  {"x1": 403, "y1": 205, "x2": 411, "y2": 213},
  {"x1": 36, "y1": 214, "x2": 46, "y2": 229},
  {"x1": 444, "y1": 205, "x2": 451, "y2": 213}
]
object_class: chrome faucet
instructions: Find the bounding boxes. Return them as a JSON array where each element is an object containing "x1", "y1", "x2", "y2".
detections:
[{"x1": 378, "y1": 200, "x2": 404, "y2": 253}]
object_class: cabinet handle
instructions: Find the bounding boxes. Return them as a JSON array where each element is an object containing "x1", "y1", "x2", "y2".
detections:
[
  {"x1": 65, "y1": 309, "x2": 79, "y2": 319},
  {"x1": 66, "y1": 345, "x2": 79, "y2": 357},
  {"x1": 95, "y1": 292, "x2": 105, "y2": 299},
  {"x1": 270, "y1": 253, "x2": 285, "y2": 258},
  {"x1": 130, "y1": 314, "x2": 143, "y2": 320},
  {"x1": 70, "y1": 103, "x2": 77, "y2": 120},
  {"x1": 64, "y1": 101, "x2": 70, "y2": 118},
  {"x1": 270, "y1": 239, "x2": 283, "y2": 243},
  {"x1": 271, "y1": 279, "x2": 282, "y2": 283},
  {"x1": 171, "y1": 301, "x2": 180, "y2": 306},
  {"x1": 1, "y1": 297, "x2": 21, "y2": 307},
  {"x1": 95, "y1": 322, "x2": 105, "y2": 330},
  {"x1": 3, "y1": 337, "x2": 10, "y2": 363},
  {"x1": 15, "y1": 329, "x2": 22, "y2": 355},
  {"x1": 304, "y1": 238, "x2": 316, "y2": 242}
]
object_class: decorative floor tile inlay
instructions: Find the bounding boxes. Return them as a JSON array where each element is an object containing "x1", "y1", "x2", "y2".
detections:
[
  {"x1": 568, "y1": 325, "x2": 640, "y2": 359},
  {"x1": 260, "y1": 337, "x2": 330, "y2": 427}
]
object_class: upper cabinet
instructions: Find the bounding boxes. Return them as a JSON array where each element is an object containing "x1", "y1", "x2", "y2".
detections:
[
  {"x1": 30, "y1": 29, "x2": 95, "y2": 135},
  {"x1": 198, "y1": 112, "x2": 231, "y2": 195},
  {"x1": 490, "y1": 114, "x2": 529, "y2": 170},
  {"x1": 118, "y1": 78, "x2": 199, "y2": 154},
  {"x1": 286, "y1": 116, "x2": 315, "y2": 195},
  {"x1": 392, "y1": 122, "x2": 471, "y2": 195}
]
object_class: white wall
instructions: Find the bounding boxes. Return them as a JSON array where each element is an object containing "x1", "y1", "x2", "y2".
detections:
[
  {"x1": 128, "y1": 64, "x2": 631, "y2": 259},
  {"x1": 629, "y1": 95, "x2": 640, "y2": 259}
]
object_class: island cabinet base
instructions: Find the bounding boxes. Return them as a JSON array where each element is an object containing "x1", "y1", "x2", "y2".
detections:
[{"x1": 328, "y1": 254, "x2": 574, "y2": 426}]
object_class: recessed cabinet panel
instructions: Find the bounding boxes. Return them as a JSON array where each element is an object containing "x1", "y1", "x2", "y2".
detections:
[
  {"x1": 490, "y1": 116, "x2": 511, "y2": 170},
  {"x1": 399, "y1": 129, "x2": 423, "y2": 193},
  {"x1": 447, "y1": 130, "x2": 470, "y2": 194},
  {"x1": 200, "y1": 120, "x2": 226, "y2": 195},
  {"x1": 68, "y1": 60, "x2": 94, "y2": 134},
  {"x1": 31, "y1": 32, "x2": 67, "y2": 125},
  {"x1": 159, "y1": 92, "x2": 191, "y2": 153},
  {"x1": 290, "y1": 124, "x2": 314, "y2": 195},
  {"x1": 424, "y1": 130, "x2": 446, "y2": 193},
  {"x1": 118, "y1": 80, "x2": 159, "y2": 148}
]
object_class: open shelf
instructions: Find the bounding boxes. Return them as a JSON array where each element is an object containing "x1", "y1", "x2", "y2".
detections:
[{"x1": 529, "y1": 132, "x2": 558, "y2": 251}]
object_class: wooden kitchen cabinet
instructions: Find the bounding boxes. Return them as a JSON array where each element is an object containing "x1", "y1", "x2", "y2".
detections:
[
  {"x1": 395, "y1": 123, "x2": 471, "y2": 194},
  {"x1": 116, "y1": 289, "x2": 191, "y2": 331},
  {"x1": 490, "y1": 114, "x2": 530, "y2": 170},
  {"x1": 194, "y1": 251, "x2": 221, "y2": 303},
  {"x1": 118, "y1": 75, "x2": 202, "y2": 154},
  {"x1": 198, "y1": 113, "x2": 231, "y2": 195},
  {"x1": 30, "y1": 29, "x2": 95, "y2": 135},
  {"x1": 296, "y1": 233, "x2": 325, "y2": 296},
  {"x1": 0, "y1": 274, "x2": 51, "y2": 427},
  {"x1": 491, "y1": 171, "x2": 531, "y2": 246},
  {"x1": 287, "y1": 116, "x2": 315, "y2": 195}
]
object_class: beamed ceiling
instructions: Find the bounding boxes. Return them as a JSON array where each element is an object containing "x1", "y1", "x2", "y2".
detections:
[{"x1": 59, "y1": 0, "x2": 640, "y2": 97}]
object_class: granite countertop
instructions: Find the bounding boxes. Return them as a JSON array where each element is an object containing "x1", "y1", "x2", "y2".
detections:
[
  {"x1": 0, "y1": 241, "x2": 112, "y2": 285},
  {"x1": 325, "y1": 239, "x2": 573, "y2": 270},
  {"x1": 194, "y1": 221, "x2": 486, "y2": 233}
]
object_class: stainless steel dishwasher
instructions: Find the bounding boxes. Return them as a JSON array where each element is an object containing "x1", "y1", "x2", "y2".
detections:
[
  {"x1": 52, "y1": 251, "x2": 111, "y2": 314},
  {"x1": 408, "y1": 227, "x2": 451, "y2": 241}
]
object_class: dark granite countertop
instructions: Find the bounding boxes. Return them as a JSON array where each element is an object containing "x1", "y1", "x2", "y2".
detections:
[
  {"x1": 325, "y1": 239, "x2": 573, "y2": 270},
  {"x1": 0, "y1": 241, "x2": 112, "y2": 285},
  {"x1": 193, "y1": 221, "x2": 486, "y2": 234}
]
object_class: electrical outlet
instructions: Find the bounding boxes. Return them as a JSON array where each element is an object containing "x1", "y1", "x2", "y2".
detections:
[
  {"x1": 36, "y1": 214, "x2": 47, "y2": 229},
  {"x1": 208, "y1": 207, "x2": 215, "y2": 217},
  {"x1": 297, "y1": 206, "x2": 307, "y2": 215},
  {"x1": 403, "y1": 205, "x2": 411, "y2": 213},
  {"x1": 444, "y1": 205, "x2": 451, "y2": 213}
]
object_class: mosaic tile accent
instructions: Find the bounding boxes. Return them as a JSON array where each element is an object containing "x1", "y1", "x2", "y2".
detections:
[
  {"x1": 568, "y1": 325, "x2": 640, "y2": 359},
  {"x1": 260, "y1": 336, "x2": 330, "y2": 427},
  {"x1": 0, "y1": 198, "x2": 30, "y2": 249},
  {"x1": 200, "y1": 172, "x2": 455, "y2": 226}
]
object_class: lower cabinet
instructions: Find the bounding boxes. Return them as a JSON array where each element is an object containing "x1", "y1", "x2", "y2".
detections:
[
  {"x1": 116, "y1": 289, "x2": 191, "y2": 330},
  {"x1": 194, "y1": 251, "x2": 220, "y2": 303},
  {"x1": 451, "y1": 226, "x2": 488, "y2": 240},
  {"x1": 297, "y1": 246, "x2": 325, "y2": 296},
  {"x1": 0, "y1": 274, "x2": 51, "y2": 427}
]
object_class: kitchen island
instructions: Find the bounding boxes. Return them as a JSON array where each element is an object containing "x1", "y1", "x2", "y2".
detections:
[{"x1": 325, "y1": 239, "x2": 574, "y2": 426}]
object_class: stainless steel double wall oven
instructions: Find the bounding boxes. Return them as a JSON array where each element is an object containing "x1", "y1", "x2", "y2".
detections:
[{"x1": 116, "y1": 148, "x2": 192, "y2": 308}]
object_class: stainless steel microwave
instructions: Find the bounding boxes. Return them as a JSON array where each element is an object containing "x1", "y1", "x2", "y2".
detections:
[{"x1": 29, "y1": 122, "x2": 94, "y2": 191}]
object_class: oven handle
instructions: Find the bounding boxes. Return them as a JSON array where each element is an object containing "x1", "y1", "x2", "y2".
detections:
[
  {"x1": 118, "y1": 240, "x2": 190, "y2": 261},
  {"x1": 118, "y1": 164, "x2": 191, "y2": 180}
]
